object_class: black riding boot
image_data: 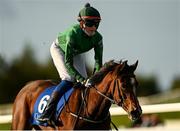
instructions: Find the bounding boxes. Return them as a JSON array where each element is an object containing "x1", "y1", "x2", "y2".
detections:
[
  {"x1": 37, "y1": 91, "x2": 59, "y2": 123},
  {"x1": 37, "y1": 80, "x2": 73, "y2": 124}
]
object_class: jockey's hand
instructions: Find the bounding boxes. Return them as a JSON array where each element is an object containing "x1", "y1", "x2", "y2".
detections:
[
  {"x1": 77, "y1": 79, "x2": 92, "y2": 87},
  {"x1": 85, "y1": 79, "x2": 92, "y2": 87},
  {"x1": 76, "y1": 79, "x2": 86, "y2": 85}
]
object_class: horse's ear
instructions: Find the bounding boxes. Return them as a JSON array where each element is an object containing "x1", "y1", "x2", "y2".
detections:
[
  {"x1": 117, "y1": 60, "x2": 127, "y2": 74},
  {"x1": 121, "y1": 60, "x2": 127, "y2": 70},
  {"x1": 124, "y1": 60, "x2": 128, "y2": 65},
  {"x1": 130, "y1": 60, "x2": 138, "y2": 72}
]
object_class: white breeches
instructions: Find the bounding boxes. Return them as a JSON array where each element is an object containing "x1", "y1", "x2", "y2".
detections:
[{"x1": 50, "y1": 40, "x2": 87, "y2": 82}]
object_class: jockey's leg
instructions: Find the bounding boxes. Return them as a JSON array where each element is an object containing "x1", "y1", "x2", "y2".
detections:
[{"x1": 37, "y1": 80, "x2": 73, "y2": 123}]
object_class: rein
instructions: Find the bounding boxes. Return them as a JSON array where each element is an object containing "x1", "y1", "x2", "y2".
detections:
[
  {"x1": 93, "y1": 86, "x2": 116, "y2": 104},
  {"x1": 70, "y1": 110, "x2": 110, "y2": 123},
  {"x1": 67, "y1": 79, "x2": 123, "y2": 130},
  {"x1": 67, "y1": 87, "x2": 110, "y2": 124},
  {"x1": 93, "y1": 79, "x2": 123, "y2": 106}
]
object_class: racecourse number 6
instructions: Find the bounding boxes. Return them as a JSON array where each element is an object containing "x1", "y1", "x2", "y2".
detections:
[{"x1": 38, "y1": 95, "x2": 50, "y2": 113}]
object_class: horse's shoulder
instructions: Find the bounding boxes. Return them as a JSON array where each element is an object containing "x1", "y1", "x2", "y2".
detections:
[{"x1": 68, "y1": 86, "x2": 86, "y2": 103}]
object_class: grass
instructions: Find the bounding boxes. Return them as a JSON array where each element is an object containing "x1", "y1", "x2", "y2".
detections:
[
  {"x1": 158, "y1": 112, "x2": 180, "y2": 119},
  {"x1": 111, "y1": 115, "x2": 131, "y2": 128},
  {"x1": 0, "y1": 123, "x2": 11, "y2": 130}
]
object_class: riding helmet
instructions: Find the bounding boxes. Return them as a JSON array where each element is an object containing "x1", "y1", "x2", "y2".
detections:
[{"x1": 78, "y1": 3, "x2": 101, "y2": 21}]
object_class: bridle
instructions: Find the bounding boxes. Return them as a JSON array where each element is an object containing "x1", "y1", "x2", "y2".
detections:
[
  {"x1": 93, "y1": 79, "x2": 124, "y2": 106},
  {"x1": 68, "y1": 78, "x2": 125, "y2": 128},
  {"x1": 64, "y1": 61, "x2": 140, "y2": 130}
]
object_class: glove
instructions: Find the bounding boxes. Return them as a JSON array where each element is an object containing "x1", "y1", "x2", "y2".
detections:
[
  {"x1": 76, "y1": 79, "x2": 92, "y2": 87},
  {"x1": 85, "y1": 79, "x2": 92, "y2": 87},
  {"x1": 76, "y1": 78, "x2": 86, "y2": 85}
]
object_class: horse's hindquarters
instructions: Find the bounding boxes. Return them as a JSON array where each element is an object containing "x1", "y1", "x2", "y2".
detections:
[{"x1": 11, "y1": 80, "x2": 56, "y2": 130}]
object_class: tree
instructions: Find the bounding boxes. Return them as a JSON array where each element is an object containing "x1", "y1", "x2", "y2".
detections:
[
  {"x1": 0, "y1": 55, "x2": 8, "y2": 74},
  {"x1": 171, "y1": 76, "x2": 180, "y2": 90},
  {"x1": 136, "y1": 75, "x2": 160, "y2": 96},
  {"x1": 0, "y1": 55, "x2": 10, "y2": 103},
  {"x1": 0, "y1": 43, "x2": 59, "y2": 104}
]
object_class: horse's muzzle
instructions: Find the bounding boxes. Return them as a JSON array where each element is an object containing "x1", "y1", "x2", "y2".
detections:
[{"x1": 130, "y1": 108, "x2": 142, "y2": 121}]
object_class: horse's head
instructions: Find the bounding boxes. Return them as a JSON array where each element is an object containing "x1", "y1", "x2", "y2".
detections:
[
  {"x1": 89, "y1": 60, "x2": 142, "y2": 121},
  {"x1": 111, "y1": 60, "x2": 142, "y2": 120}
]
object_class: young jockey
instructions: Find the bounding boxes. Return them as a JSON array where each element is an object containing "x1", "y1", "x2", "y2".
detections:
[{"x1": 37, "y1": 3, "x2": 103, "y2": 124}]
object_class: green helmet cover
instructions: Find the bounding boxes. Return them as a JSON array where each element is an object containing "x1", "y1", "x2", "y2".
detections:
[{"x1": 78, "y1": 3, "x2": 101, "y2": 21}]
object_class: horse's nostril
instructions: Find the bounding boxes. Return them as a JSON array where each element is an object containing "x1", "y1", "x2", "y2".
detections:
[
  {"x1": 130, "y1": 109, "x2": 142, "y2": 120},
  {"x1": 130, "y1": 110, "x2": 137, "y2": 116}
]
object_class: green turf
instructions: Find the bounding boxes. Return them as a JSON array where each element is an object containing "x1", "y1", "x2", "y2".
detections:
[{"x1": 0, "y1": 123, "x2": 11, "y2": 130}]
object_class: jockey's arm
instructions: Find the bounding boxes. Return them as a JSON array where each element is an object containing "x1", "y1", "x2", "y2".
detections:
[
  {"x1": 65, "y1": 43, "x2": 85, "y2": 82},
  {"x1": 94, "y1": 39, "x2": 103, "y2": 73}
]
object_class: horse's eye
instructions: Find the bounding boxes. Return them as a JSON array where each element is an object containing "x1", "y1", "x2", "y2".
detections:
[{"x1": 121, "y1": 83, "x2": 126, "y2": 90}]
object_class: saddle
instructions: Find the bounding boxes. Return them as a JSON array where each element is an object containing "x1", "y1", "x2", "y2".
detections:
[{"x1": 30, "y1": 85, "x2": 74, "y2": 126}]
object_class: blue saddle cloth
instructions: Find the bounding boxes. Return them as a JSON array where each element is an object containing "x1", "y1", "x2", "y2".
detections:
[{"x1": 30, "y1": 85, "x2": 74, "y2": 126}]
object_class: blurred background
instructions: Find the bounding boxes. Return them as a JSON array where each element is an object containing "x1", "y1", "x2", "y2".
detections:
[{"x1": 0, "y1": 0, "x2": 180, "y2": 130}]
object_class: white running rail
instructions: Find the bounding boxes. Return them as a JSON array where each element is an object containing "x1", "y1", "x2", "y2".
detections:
[
  {"x1": 0, "y1": 103, "x2": 180, "y2": 124},
  {"x1": 110, "y1": 102, "x2": 180, "y2": 115}
]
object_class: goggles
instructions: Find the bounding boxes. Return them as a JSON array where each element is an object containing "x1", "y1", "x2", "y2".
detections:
[{"x1": 83, "y1": 19, "x2": 100, "y2": 28}]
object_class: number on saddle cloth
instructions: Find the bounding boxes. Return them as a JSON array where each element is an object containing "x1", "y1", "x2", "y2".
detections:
[{"x1": 30, "y1": 85, "x2": 74, "y2": 126}]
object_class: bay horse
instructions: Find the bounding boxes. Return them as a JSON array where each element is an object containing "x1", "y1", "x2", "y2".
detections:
[{"x1": 11, "y1": 60, "x2": 142, "y2": 130}]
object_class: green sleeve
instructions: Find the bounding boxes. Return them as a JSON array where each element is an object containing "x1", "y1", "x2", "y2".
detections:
[
  {"x1": 94, "y1": 39, "x2": 103, "y2": 73},
  {"x1": 65, "y1": 39, "x2": 85, "y2": 82}
]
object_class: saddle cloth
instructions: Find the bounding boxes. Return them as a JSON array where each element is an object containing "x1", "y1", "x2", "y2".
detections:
[{"x1": 30, "y1": 85, "x2": 74, "y2": 126}]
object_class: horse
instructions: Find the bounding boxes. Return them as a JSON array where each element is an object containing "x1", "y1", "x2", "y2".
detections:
[{"x1": 11, "y1": 60, "x2": 142, "y2": 130}]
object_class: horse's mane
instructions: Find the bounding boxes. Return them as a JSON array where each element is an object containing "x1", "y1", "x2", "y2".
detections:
[{"x1": 89, "y1": 60, "x2": 125, "y2": 85}]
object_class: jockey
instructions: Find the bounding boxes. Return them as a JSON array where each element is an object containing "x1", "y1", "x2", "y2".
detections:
[{"x1": 37, "y1": 3, "x2": 103, "y2": 124}]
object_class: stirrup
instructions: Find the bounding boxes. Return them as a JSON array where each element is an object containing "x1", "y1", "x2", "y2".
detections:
[
  {"x1": 48, "y1": 119, "x2": 57, "y2": 126},
  {"x1": 37, "y1": 112, "x2": 53, "y2": 122},
  {"x1": 46, "y1": 118, "x2": 62, "y2": 126},
  {"x1": 37, "y1": 117, "x2": 50, "y2": 122}
]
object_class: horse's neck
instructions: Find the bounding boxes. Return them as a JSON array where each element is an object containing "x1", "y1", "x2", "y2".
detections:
[{"x1": 85, "y1": 82, "x2": 112, "y2": 119}]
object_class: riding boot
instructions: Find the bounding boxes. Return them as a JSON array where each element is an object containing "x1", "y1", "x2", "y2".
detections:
[
  {"x1": 37, "y1": 80, "x2": 73, "y2": 124},
  {"x1": 37, "y1": 91, "x2": 59, "y2": 123}
]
